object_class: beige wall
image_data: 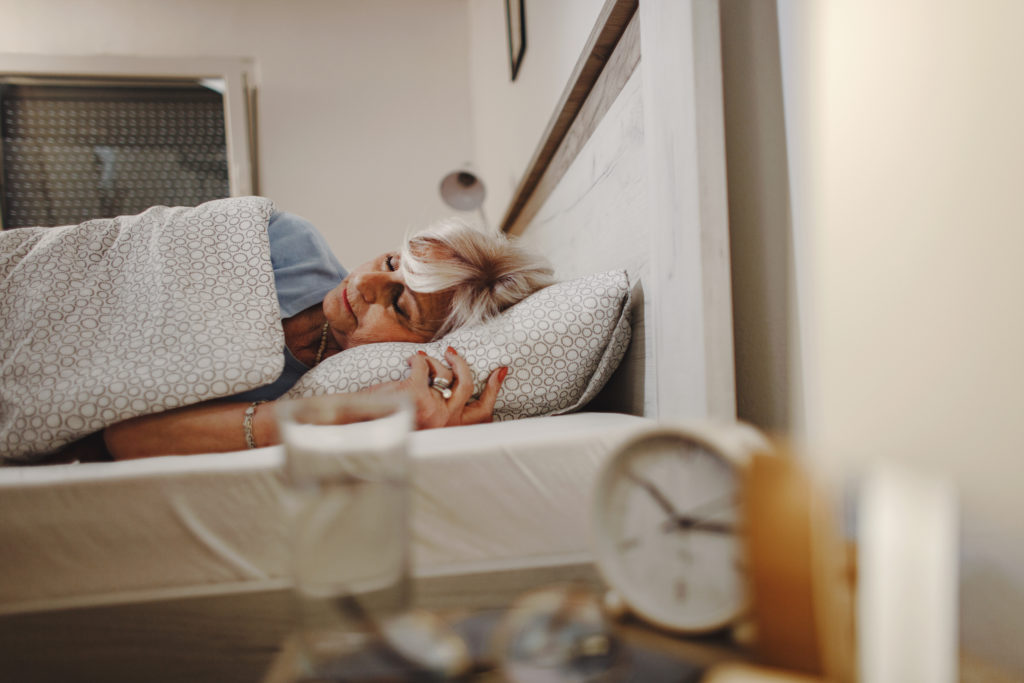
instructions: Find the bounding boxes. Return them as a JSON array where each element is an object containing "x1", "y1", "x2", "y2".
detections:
[
  {"x1": 0, "y1": 0, "x2": 473, "y2": 268},
  {"x1": 467, "y1": 0, "x2": 605, "y2": 229},
  {"x1": 719, "y1": 0, "x2": 798, "y2": 433},
  {"x1": 776, "y1": 0, "x2": 1024, "y2": 672}
]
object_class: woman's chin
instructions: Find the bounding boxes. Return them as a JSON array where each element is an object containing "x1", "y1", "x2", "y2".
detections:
[{"x1": 322, "y1": 291, "x2": 344, "y2": 322}]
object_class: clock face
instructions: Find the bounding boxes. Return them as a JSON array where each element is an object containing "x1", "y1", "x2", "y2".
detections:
[{"x1": 592, "y1": 429, "x2": 748, "y2": 633}]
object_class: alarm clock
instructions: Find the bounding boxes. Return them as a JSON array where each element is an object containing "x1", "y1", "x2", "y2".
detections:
[{"x1": 590, "y1": 421, "x2": 771, "y2": 634}]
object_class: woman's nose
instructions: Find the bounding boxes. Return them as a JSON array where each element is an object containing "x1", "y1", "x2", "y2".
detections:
[{"x1": 353, "y1": 271, "x2": 397, "y2": 303}]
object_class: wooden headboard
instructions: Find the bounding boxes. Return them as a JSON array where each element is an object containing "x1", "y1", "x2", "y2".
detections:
[{"x1": 501, "y1": 0, "x2": 736, "y2": 422}]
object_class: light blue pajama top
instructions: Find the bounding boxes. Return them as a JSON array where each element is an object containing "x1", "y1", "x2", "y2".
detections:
[{"x1": 230, "y1": 211, "x2": 347, "y2": 402}]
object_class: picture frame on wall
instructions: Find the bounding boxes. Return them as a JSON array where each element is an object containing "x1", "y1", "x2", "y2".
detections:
[{"x1": 505, "y1": 0, "x2": 526, "y2": 81}]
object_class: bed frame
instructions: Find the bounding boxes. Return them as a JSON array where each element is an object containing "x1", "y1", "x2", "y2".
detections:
[
  {"x1": 504, "y1": 0, "x2": 735, "y2": 423},
  {"x1": 0, "y1": 1, "x2": 736, "y2": 679}
]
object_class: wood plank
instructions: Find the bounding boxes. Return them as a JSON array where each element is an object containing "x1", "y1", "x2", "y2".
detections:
[
  {"x1": 514, "y1": 70, "x2": 650, "y2": 417},
  {"x1": 0, "y1": 587, "x2": 294, "y2": 683},
  {"x1": 500, "y1": 0, "x2": 638, "y2": 233},
  {"x1": 509, "y1": 71, "x2": 647, "y2": 282},
  {"x1": 640, "y1": 0, "x2": 736, "y2": 420},
  {"x1": 506, "y1": 13, "x2": 641, "y2": 237},
  {"x1": 0, "y1": 563, "x2": 603, "y2": 683}
]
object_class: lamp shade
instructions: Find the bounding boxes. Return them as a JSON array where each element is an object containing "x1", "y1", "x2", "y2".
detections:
[{"x1": 439, "y1": 170, "x2": 486, "y2": 211}]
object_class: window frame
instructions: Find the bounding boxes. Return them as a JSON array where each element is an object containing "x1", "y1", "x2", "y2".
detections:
[{"x1": 0, "y1": 53, "x2": 256, "y2": 230}]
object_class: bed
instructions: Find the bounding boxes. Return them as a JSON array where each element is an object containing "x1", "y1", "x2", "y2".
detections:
[{"x1": 0, "y1": 0, "x2": 735, "y2": 679}]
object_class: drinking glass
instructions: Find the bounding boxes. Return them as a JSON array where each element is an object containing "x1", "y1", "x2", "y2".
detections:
[{"x1": 276, "y1": 392, "x2": 413, "y2": 672}]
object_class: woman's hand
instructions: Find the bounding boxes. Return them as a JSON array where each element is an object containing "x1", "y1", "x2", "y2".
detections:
[{"x1": 364, "y1": 346, "x2": 508, "y2": 430}]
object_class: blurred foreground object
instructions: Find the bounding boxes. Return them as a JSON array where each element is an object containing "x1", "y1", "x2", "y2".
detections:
[
  {"x1": 591, "y1": 421, "x2": 771, "y2": 635},
  {"x1": 741, "y1": 449, "x2": 856, "y2": 681},
  {"x1": 704, "y1": 661, "x2": 820, "y2": 682},
  {"x1": 857, "y1": 464, "x2": 957, "y2": 683},
  {"x1": 277, "y1": 393, "x2": 414, "y2": 675},
  {"x1": 491, "y1": 584, "x2": 626, "y2": 683},
  {"x1": 742, "y1": 448, "x2": 959, "y2": 682}
]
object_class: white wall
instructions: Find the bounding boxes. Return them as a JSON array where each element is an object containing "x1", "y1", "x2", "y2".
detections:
[
  {"x1": 0, "y1": 0, "x2": 473, "y2": 268},
  {"x1": 719, "y1": 0, "x2": 798, "y2": 433},
  {"x1": 777, "y1": 0, "x2": 1024, "y2": 673},
  {"x1": 467, "y1": 0, "x2": 605, "y2": 229}
]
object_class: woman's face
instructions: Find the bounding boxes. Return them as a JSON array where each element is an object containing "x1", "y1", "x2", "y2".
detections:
[{"x1": 322, "y1": 250, "x2": 452, "y2": 350}]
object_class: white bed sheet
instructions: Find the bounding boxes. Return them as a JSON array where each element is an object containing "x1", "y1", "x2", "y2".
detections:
[{"x1": 0, "y1": 412, "x2": 651, "y2": 615}]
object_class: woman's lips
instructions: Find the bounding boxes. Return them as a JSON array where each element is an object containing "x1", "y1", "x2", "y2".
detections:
[{"x1": 342, "y1": 287, "x2": 354, "y2": 316}]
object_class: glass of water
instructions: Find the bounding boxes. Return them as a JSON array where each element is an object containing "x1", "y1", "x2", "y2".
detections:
[{"x1": 276, "y1": 392, "x2": 413, "y2": 672}]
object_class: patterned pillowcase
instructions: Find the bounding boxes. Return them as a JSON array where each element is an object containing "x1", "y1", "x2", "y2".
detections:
[{"x1": 284, "y1": 270, "x2": 631, "y2": 421}]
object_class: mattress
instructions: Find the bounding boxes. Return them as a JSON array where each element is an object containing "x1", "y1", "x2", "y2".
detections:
[{"x1": 0, "y1": 412, "x2": 651, "y2": 615}]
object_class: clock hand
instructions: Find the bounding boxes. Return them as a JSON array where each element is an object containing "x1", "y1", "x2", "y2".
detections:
[
  {"x1": 626, "y1": 471, "x2": 737, "y2": 534},
  {"x1": 682, "y1": 493, "x2": 733, "y2": 519},
  {"x1": 625, "y1": 470, "x2": 686, "y2": 519},
  {"x1": 661, "y1": 516, "x2": 736, "y2": 534},
  {"x1": 661, "y1": 493, "x2": 738, "y2": 534}
]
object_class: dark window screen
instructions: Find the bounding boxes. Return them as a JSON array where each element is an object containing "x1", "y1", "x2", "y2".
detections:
[{"x1": 0, "y1": 80, "x2": 230, "y2": 228}]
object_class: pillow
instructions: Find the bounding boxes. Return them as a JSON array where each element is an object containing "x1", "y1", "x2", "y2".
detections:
[{"x1": 284, "y1": 269, "x2": 631, "y2": 421}]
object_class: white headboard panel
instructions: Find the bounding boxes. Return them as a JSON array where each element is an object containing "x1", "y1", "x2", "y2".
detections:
[
  {"x1": 515, "y1": 70, "x2": 646, "y2": 283},
  {"x1": 501, "y1": 0, "x2": 735, "y2": 422},
  {"x1": 515, "y1": 69, "x2": 651, "y2": 416},
  {"x1": 639, "y1": 0, "x2": 735, "y2": 420}
]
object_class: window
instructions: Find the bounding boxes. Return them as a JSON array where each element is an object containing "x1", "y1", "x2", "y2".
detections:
[{"x1": 0, "y1": 56, "x2": 255, "y2": 230}]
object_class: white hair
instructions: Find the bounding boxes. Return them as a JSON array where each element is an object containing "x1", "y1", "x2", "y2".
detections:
[{"x1": 400, "y1": 218, "x2": 555, "y2": 338}]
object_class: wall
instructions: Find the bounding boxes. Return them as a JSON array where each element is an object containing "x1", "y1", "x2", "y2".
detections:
[
  {"x1": 719, "y1": 0, "x2": 799, "y2": 433},
  {"x1": 0, "y1": 0, "x2": 473, "y2": 268},
  {"x1": 776, "y1": 0, "x2": 1024, "y2": 673},
  {"x1": 466, "y1": 0, "x2": 606, "y2": 229}
]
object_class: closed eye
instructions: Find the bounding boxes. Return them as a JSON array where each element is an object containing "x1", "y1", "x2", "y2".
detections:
[
  {"x1": 393, "y1": 290, "x2": 406, "y2": 317},
  {"x1": 385, "y1": 255, "x2": 407, "y2": 316}
]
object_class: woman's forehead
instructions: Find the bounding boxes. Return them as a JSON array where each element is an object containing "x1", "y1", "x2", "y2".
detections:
[{"x1": 402, "y1": 238, "x2": 437, "y2": 260}]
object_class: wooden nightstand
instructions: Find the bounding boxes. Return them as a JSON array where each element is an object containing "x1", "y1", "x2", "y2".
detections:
[{"x1": 261, "y1": 562, "x2": 761, "y2": 682}]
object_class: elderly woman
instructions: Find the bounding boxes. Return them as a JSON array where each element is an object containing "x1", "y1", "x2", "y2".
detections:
[{"x1": 92, "y1": 211, "x2": 554, "y2": 460}]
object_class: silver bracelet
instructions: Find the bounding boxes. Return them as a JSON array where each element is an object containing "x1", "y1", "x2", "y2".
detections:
[{"x1": 243, "y1": 401, "x2": 267, "y2": 449}]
